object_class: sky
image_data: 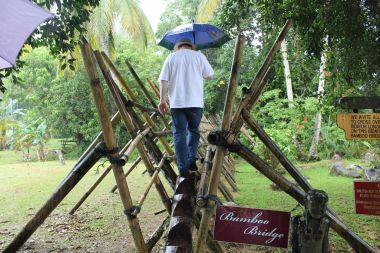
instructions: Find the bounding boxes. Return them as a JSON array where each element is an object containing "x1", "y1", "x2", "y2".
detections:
[{"x1": 139, "y1": 0, "x2": 167, "y2": 32}]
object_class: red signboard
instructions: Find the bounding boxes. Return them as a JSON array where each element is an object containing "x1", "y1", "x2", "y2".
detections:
[
  {"x1": 214, "y1": 205, "x2": 291, "y2": 248},
  {"x1": 354, "y1": 181, "x2": 380, "y2": 216}
]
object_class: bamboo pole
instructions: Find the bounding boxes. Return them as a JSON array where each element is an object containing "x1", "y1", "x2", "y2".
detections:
[
  {"x1": 81, "y1": 42, "x2": 148, "y2": 253},
  {"x1": 132, "y1": 154, "x2": 169, "y2": 216},
  {"x1": 145, "y1": 216, "x2": 170, "y2": 251},
  {"x1": 229, "y1": 140, "x2": 378, "y2": 253},
  {"x1": 69, "y1": 129, "x2": 149, "y2": 214},
  {"x1": 240, "y1": 125, "x2": 256, "y2": 146},
  {"x1": 146, "y1": 79, "x2": 160, "y2": 99},
  {"x1": 102, "y1": 53, "x2": 175, "y2": 160},
  {"x1": 73, "y1": 112, "x2": 121, "y2": 168},
  {"x1": 94, "y1": 51, "x2": 173, "y2": 214},
  {"x1": 229, "y1": 20, "x2": 292, "y2": 136},
  {"x1": 197, "y1": 147, "x2": 235, "y2": 202},
  {"x1": 199, "y1": 116, "x2": 238, "y2": 191},
  {"x1": 110, "y1": 156, "x2": 142, "y2": 193},
  {"x1": 195, "y1": 34, "x2": 245, "y2": 253},
  {"x1": 3, "y1": 143, "x2": 105, "y2": 253},
  {"x1": 124, "y1": 59, "x2": 172, "y2": 131}
]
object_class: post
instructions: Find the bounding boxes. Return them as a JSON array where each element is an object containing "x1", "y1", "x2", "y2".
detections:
[
  {"x1": 80, "y1": 42, "x2": 148, "y2": 253},
  {"x1": 195, "y1": 33, "x2": 245, "y2": 253}
]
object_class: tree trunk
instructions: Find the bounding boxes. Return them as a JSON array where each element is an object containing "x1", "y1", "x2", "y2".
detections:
[
  {"x1": 281, "y1": 38, "x2": 294, "y2": 107},
  {"x1": 308, "y1": 48, "x2": 327, "y2": 160}
]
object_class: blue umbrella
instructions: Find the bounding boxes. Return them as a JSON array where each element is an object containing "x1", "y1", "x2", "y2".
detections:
[{"x1": 158, "y1": 23, "x2": 230, "y2": 50}]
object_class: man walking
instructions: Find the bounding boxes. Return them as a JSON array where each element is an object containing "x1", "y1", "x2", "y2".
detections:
[{"x1": 158, "y1": 35, "x2": 214, "y2": 177}]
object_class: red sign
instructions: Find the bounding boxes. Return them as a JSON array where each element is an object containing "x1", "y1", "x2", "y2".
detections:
[
  {"x1": 214, "y1": 205, "x2": 290, "y2": 248},
  {"x1": 354, "y1": 181, "x2": 380, "y2": 216}
]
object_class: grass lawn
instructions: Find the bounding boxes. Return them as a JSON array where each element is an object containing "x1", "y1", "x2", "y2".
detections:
[{"x1": 0, "y1": 153, "x2": 379, "y2": 252}]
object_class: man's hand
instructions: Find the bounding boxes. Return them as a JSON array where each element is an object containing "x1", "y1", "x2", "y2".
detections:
[{"x1": 158, "y1": 101, "x2": 168, "y2": 115}]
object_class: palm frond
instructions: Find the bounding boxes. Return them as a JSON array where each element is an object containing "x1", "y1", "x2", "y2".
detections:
[
  {"x1": 196, "y1": 0, "x2": 222, "y2": 23},
  {"x1": 114, "y1": 0, "x2": 154, "y2": 48}
]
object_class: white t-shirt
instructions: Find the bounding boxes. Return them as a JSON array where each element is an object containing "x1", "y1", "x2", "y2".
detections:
[{"x1": 159, "y1": 49, "x2": 214, "y2": 108}]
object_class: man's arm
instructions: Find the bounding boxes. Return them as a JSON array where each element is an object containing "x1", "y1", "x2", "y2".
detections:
[{"x1": 158, "y1": 80, "x2": 169, "y2": 114}]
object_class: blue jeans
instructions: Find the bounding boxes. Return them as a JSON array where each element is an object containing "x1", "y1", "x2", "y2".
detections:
[{"x1": 171, "y1": 107, "x2": 203, "y2": 175}]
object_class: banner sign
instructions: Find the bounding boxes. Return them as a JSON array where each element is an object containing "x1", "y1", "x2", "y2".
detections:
[
  {"x1": 337, "y1": 113, "x2": 380, "y2": 140},
  {"x1": 354, "y1": 181, "x2": 380, "y2": 216},
  {"x1": 214, "y1": 205, "x2": 291, "y2": 248}
]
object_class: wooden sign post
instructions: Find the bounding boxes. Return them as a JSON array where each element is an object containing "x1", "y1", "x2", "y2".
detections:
[{"x1": 337, "y1": 113, "x2": 380, "y2": 140}]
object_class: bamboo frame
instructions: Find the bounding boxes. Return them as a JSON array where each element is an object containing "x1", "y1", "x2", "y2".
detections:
[
  {"x1": 69, "y1": 129, "x2": 149, "y2": 215},
  {"x1": 81, "y1": 42, "x2": 148, "y2": 252},
  {"x1": 110, "y1": 156, "x2": 142, "y2": 193},
  {"x1": 132, "y1": 154, "x2": 169, "y2": 216},
  {"x1": 195, "y1": 33, "x2": 245, "y2": 253},
  {"x1": 102, "y1": 53, "x2": 174, "y2": 159},
  {"x1": 208, "y1": 132, "x2": 378, "y2": 253},
  {"x1": 94, "y1": 51, "x2": 173, "y2": 215},
  {"x1": 195, "y1": 19, "x2": 377, "y2": 253},
  {"x1": 2, "y1": 143, "x2": 105, "y2": 253}
]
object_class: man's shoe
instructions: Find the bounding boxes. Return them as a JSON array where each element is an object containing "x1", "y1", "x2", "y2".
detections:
[
  {"x1": 188, "y1": 161, "x2": 198, "y2": 172},
  {"x1": 179, "y1": 171, "x2": 189, "y2": 177}
]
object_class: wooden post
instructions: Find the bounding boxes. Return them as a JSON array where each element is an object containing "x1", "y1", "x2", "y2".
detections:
[
  {"x1": 3, "y1": 143, "x2": 104, "y2": 253},
  {"x1": 195, "y1": 33, "x2": 245, "y2": 253},
  {"x1": 80, "y1": 42, "x2": 148, "y2": 253}
]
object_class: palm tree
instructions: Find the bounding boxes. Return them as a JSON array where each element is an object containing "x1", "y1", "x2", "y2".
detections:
[{"x1": 87, "y1": 0, "x2": 154, "y2": 55}]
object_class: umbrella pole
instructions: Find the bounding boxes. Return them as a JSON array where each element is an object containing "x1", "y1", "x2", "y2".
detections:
[
  {"x1": 195, "y1": 33, "x2": 246, "y2": 253},
  {"x1": 80, "y1": 42, "x2": 148, "y2": 253}
]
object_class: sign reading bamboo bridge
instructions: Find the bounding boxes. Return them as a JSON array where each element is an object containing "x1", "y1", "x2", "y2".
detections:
[{"x1": 337, "y1": 113, "x2": 380, "y2": 140}]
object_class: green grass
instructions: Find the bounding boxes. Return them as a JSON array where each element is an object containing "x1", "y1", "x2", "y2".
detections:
[
  {"x1": 0, "y1": 155, "x2": 379, "y2": 252},
  {"x1": 0, "y1": 156, "x2": 173, "y2": 252},
  {"x1": 234, "y1": 160, "x2": 380, "y2": 251}
]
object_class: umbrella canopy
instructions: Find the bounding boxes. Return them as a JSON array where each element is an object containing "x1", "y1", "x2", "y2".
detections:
[
  {"x1": 0, "y1": 0, "x2": 54, "y2": 70},
  {"x1": 158, "y1": 23, "x2": 230, "y2": 50}
]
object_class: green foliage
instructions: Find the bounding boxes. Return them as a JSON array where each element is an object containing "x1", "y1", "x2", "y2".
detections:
[{"x1": 156, "y1": 0, "x2": 202, "y2": 39}]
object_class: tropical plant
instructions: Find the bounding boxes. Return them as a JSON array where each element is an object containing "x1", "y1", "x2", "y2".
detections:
[
  {"x1": 13, "y1": 120, "x2": 50, "y2": 161},
  {"x1": 87, "y1": 0, "x2": 155, "y2": 55}
]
